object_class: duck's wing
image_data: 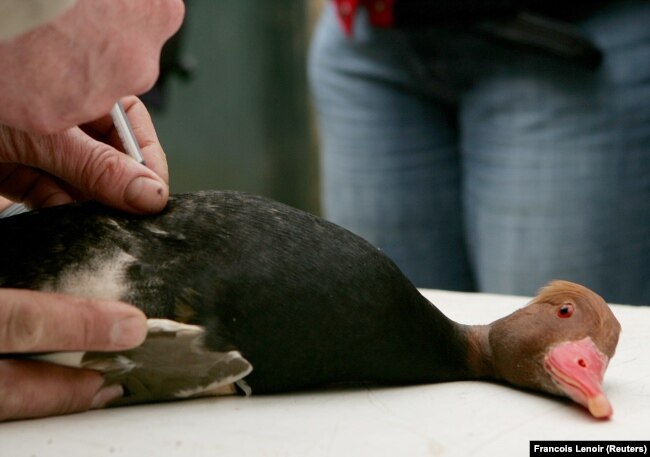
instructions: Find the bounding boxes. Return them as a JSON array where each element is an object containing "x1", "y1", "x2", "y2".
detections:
[{"x1": 33, "y1": 319, "x2": 253, "y2": 406}]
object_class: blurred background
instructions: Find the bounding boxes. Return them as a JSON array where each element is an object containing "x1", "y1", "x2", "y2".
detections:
[{"x1": 145, "y1": 0, "x2": 325, "y2": 214}]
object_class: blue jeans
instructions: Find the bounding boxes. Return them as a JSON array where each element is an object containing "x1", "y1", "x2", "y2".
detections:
[{"x1": 309, "y1": 1, "x2": 650, "y2": 304}]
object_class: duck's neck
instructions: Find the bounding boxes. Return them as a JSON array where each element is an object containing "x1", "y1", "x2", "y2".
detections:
[{"x1": 461, "y1": 324, "x2": 496, "y2": 379}]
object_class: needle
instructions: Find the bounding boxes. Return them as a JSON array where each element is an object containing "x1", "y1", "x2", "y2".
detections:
[{"x1": 110, "y1": 101, "x2": 146, "y2": 165}]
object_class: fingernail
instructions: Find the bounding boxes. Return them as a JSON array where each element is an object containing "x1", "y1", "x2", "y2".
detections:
[
  {"x1": 110, "y1": 315, "x2": 147, "y2": 349},
  {"x1": 124, "y1": 176, "x2": 166, "y2": 212},
  {"x1": 91, "y1": 384, "x2": 124, "y2": 409}
]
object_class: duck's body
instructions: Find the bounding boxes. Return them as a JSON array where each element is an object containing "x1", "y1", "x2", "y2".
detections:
[
  {"x1": 0, "y1": 191, "x2": 472, "y2": 392},
  {"x1": 0, "y1": 191, "x2": 621, "y2": 417}
]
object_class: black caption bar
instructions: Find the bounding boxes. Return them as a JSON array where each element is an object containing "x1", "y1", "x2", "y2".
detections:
[{"x1": 531, "y1": 441, "x2": 649, "y2": 457}]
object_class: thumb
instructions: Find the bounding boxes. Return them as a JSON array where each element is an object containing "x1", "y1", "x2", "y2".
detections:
[{"x1": 33, "y1": 127, "x2": 169, "y2": 214}]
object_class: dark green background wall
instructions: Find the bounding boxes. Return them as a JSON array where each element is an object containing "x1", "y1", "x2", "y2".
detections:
[{"x1": 149, "y1": 1, "x2": 320, "y2": 213}]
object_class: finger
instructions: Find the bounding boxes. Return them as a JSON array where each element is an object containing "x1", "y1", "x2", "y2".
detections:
[
  {"x1": 0, "y1": 289, "x2": 147, "y2": 353},
  {"x1": 0, "y1": 196, "x2": 15, "y2": 212},
  {"x1": 28, "y1": 127, "x2": 169, "y2": 214},
  {"x1": 0, "y1": 162, "x2": 93, "y2": 209},
  {"x1": 122, "y1": 96, "x2": 170, "y2": 184},
  {"x1": 0, "y1": 163, "x2": 74, "y2": 209},
  {"x1": 0, "y1": 360, "x2": 122, "y2": 421},
  {"x1": 82, "y1": 96, "x2": 169, "y2": 184}
]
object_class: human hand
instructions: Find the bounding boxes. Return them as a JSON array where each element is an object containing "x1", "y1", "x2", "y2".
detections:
[
  {"x1": 0, "y1": 288, "x2": 147, "y2": 421},
  {"x1": 0, "y1": 96, "x2": 169, "y2": 214},
  {"x1": 0, "y1": 0, "x2": 185, "y2": 134}
]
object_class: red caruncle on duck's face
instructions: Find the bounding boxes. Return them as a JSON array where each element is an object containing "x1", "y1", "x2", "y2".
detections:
[{"x1": 487, "y1": 280, "x2": 621, "y2": 418}]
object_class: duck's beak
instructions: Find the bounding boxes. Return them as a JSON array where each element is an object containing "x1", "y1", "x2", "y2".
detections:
[{"x1": 544, "y1": 337, "x2": 612, "y2": 419}]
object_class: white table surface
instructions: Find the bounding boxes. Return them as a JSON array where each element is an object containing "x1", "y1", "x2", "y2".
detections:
[{"x1": 1, "y1": 289, "x2": 648, "y2": 456}]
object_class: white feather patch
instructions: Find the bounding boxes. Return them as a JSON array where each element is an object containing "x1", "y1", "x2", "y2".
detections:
[{"x1": 41, "y1": 250, "x2": 136, "y2": 301}]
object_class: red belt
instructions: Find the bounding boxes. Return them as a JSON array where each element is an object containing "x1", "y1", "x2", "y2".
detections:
[{"x1": 333, "y1": 0, "x2": 395, "y2": 35}]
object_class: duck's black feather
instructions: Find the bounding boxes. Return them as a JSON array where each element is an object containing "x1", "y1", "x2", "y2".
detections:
[{"x1": 0, "y1": 190, "x2": 471, "y2": 394}]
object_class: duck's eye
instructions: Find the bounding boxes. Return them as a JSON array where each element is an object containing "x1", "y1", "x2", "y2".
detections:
[{"x1": 557, "y1": 303, "x2": 574, "y2": 318}]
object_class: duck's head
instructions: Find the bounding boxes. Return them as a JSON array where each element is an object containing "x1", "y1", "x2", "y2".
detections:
[{"x1": 488, "y1": 280, "x2": 621, "y2": 419}]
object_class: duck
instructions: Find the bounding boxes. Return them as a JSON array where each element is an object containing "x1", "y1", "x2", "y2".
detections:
[{"x1": 0, "y1": 190, "x2": 621, "y2": 419}]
